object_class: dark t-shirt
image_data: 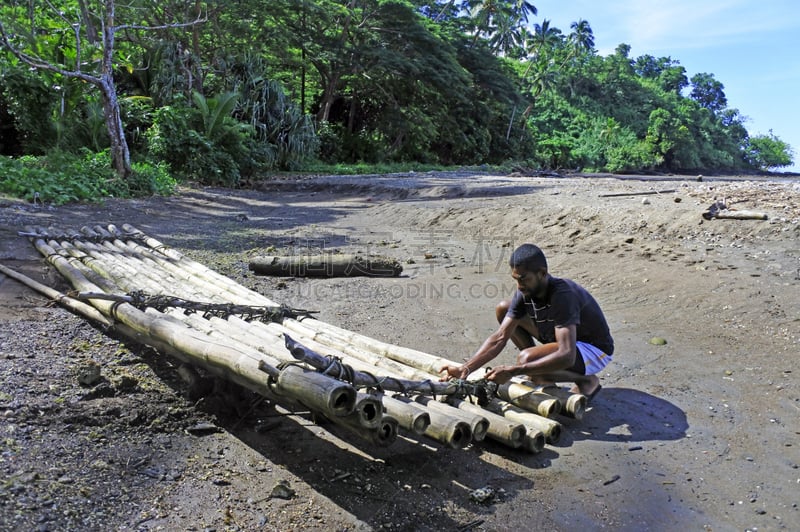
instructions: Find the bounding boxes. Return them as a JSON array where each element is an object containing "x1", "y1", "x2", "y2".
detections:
[{"x1": 506, "y1": 276, "x2": 614, "y2": 355}]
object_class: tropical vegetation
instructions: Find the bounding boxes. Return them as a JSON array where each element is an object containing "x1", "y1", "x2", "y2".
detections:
[{"x1": 0, "y1": 0, "x2": 794, "y2": 204}]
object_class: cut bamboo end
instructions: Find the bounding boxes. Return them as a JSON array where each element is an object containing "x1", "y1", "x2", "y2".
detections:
[
  {"x1": 498, "y1": 382, "x2": 562, "y2": 418},
  {"x1": 382, "y1": 395, "x2": 430, "y2": 435},
  {"x1": 352, "y1": 393, "x2": 383, "y2": 429},
  {"x1": 372, "y1": 415, "x2": 399, "y2": 447},
  {"x1": 424, "y1": 418, "x2": 472, "y2": 449},
  {"x1": 415, "y1": 396, "x2": 489, "y2": 442},
  {"x1": 525, "y1": 384, "x2": 587, "y2": 421},
  {"x1": 484, "y1": 400, "x2": 563, "y2": 445},
  {"x1": 274, "y1": 366, "x2": 356, "y2": 418},
  {"x1": 523, "y1": 428, "x2": 546, "y2": 454},
  {"x1": 446, "y1": 397, "x2": 526, "y2": 449},
  {"x1": 326, "y1": 413, "x2": 399, "y2": 448}
]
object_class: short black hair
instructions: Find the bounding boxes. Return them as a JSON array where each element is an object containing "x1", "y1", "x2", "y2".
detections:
[{"x1": 509, "y1": 244, "x2": 547, "y2": 271}]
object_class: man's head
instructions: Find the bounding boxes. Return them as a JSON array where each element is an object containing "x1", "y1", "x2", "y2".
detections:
[{"x1": 509, "y1": 244, "x2": 548, "y2": 298}]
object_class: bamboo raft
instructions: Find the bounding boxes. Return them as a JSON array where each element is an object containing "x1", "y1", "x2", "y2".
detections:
[{"x1": 11, "y1": 224, "x2": 593, "y2": 453}]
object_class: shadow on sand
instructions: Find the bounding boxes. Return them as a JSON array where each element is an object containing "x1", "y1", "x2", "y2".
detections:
[{"x1": 554, "y1": 386, "x2": 688, "y2": 446}]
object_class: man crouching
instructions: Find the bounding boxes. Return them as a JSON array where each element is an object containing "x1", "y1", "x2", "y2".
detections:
[{"x1": 440, "y1": 243, "x2": 613, "y2": 402}]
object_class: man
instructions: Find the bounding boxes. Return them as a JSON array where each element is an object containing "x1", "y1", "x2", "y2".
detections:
[{"x1": 440, "y1": 243, "x2": 613, "y2": 401}]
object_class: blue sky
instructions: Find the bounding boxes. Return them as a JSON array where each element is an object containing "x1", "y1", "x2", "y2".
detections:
[{"x1": 532, "y1": 0, "x2": 800, "y2": 172}]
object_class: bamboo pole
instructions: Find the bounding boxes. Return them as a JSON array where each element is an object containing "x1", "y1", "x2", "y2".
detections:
[
  {"x1": 445, "y1": 397, "x2": 526, "y2": 449},
  {"x1": 327, "y1": 414, "x2": 399, "y2": 448},
  {"x1": 382, "y1": 395, "x2": 430, "y2": 435},
  {"x1": 388, "y1": 395, "x2": 472, "y2": 449},
  {"x1": 119, "y1": 224, "x2": 277, "y2": 306},
  {"x1": 281, "y1": 319, "x2": 448, "y2": 383},
  {"x1": 413, "y1": 396, "x2": 489, "y2": 442},
  {"x1": 84, "y1": 226, "x2": 211, "y2": 301},
  {"x1": 0, "y1": 263, "x2": 113, "y2": 328},
  {"x1": 289, "y1": 317, "x2": 455, "y2": 377},
  {"x1": 522, "y1": 428, "x2": 546, "y2": 454},
  {"x1": 282, "y1": 334, "x2": 476, "y2": 397},
  {"x1": 482, "y1": 400, "x2": 562, "y2": 444},
  {"x1": 24, "y1": 233, "x2": 360, "y2": 424},
  {"x1": 162, "y1": 314, "x2": 481, "y2": 449},
  {"x1": 497, "y1": 382, "x2": 562, "y2": 418},
  {"x1": 531, "y1": 385, "x2": 587, "y2": 420},
  {"x1": 74, "y1": 228, "x2": 205, "y2": 301},
  {"x1": 348, "y1": 392, "x2": 383, "y2": 429},
  {"x1": 273, "y1": 365, "x2": 357, "y2": 418}
]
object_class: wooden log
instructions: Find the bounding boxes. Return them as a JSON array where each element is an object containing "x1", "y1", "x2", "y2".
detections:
[
  {"x1": 413, "y1": 396, "x2": 489, "y2": 442},
  {"x1": 497, "y1": 382, "x2": 562, "y2": 418},
  {"x1": 598, "y1": 189, "x2": 676, "y2": 198},
  {"x1": 0, "y1": 263, "x2": 113, "y2": 328},
  {"x1": 445, "y1": 397, "x2": 526, "y2": 449},
  {"x1": 482, "y1": 400, "x2": 562, "y2": 444},
  {"x1": 249, "y1": 254, "x2": 402, "y2": 278},
  {"x1": 709, "y1": 209, "x2": 768, "y2": 220},
  {"x1": 382, "y1": 395, "x2": 430, "y2": 435}
]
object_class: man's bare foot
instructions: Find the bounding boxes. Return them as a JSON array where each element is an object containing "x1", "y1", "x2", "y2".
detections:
[{"x1": 570, "y1": 374, "x2": 600, "y2": 396}]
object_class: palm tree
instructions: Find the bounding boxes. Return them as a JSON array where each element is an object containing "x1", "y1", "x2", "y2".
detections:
[
  {"x1": 511, "y1": 0, "x2": 537, "y2": 23},
  {"x1": 568, "y1": 19, "x2": 595, "y2": 56},
  {"x1": 468, "y1": 0, "x2": 537, "y2": 53}
]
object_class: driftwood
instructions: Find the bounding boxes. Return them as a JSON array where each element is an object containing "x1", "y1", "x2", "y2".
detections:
[
  {"x1": 249, "y1": 254, "x2": 402, "y2": 277},
  {"x1": 598, "y1": 189, "x2": 676, "y2": 198},
  {"x1": 702, "y1": 201, "x2": 768, "y2": 221},
  {"x1": 705, "y1": 209, "x2": 769, "y2": 220}
]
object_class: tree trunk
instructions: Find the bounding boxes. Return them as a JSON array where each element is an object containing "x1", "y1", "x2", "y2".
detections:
[
  {"x1": 100, "y1": 1, "x2": 131, "y2": 179},
  {"x1": 99, "y1": 75, "x2": 132, "y2": 178}
]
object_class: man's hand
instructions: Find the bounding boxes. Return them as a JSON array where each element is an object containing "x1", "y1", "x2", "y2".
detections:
[
  {"x1": 485, "y1": 365, "x2": 516, "y2": 385},
  {"x1": 439, "y1": 364, "x2": 469, "y2": 381}
]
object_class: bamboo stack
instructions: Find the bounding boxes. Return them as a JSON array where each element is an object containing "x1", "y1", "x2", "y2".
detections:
[{"x1": 17, "y1": 224, "x2": 590, "y2": 453}]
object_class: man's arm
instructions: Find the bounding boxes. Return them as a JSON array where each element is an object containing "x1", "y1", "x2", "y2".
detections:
[
  {"x1": 485, "y1": 323, "x2": 578, "y2": 384},
  {"x1": 439, "y1": 316, "x2": 519, "y2": 380}
]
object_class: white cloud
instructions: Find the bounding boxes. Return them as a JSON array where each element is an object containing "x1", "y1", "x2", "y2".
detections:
[{"x1": 608, "y1": 0, "x2": 798, "y2": 53}]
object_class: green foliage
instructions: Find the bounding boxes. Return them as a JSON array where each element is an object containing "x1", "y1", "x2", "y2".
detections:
[
  {"x1": 0, "y1": 0, "x2": 792, "y2": 179},
  {"x1": 129, "y1": 161, "x2": 177, "y2": 196},
  {"x1": 297, "y1": 160, "x2": 449, "y2": 175},
  {"x1": 0, "y1": 149, "x2": 176, "y2": 204},
  {"x1": 147, "y1": 103, "x2": 232, "y2": 186},
  {"x1": 223, "y1": 55, "x2": 318, "y2": 171},
  {"x1": 746, "y1": 131, "x2": 794, "y2": 170},
  {"x1": 0, "y1": 65, "x2": 57, "y2": 153},
  {"x1": 0, "y1": 151, "x2": 115, "y2": 204}
]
